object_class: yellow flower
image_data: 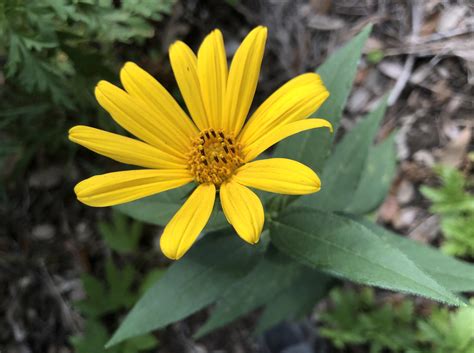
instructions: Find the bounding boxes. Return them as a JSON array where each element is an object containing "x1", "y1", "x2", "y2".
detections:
[{"x1": 69, "y1": 26, "x2": 332, "y2": 260}]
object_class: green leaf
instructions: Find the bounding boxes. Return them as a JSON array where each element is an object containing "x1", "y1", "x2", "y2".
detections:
[
  {"x1": 138, "y1": 268, "x2": 166, "y2": 297},
  {"x1": 107, "y1": 229, "x2": 265, "y2": 347},
  {"x1": 122, "y1": 0, "x2": 174, "y2": 21},
  {"x1": 440, "y1": 215, "x2": 474, "y2": 257},
  {"x1": 121, "y1": 334, "x2": 159, "y2": 353},
  {"x1": 319, "y1": 287, "x2": 418, "y2": 352},
  {"x1": 98, "y1": 211, "x2": 143, "y2": 253},
  {"x1": 421, "y1": 166, "x2": 474, "y2": 214},
  {"x1": 105, "y1": 258, "x2": 137, "y2": 310},
  {"x1": 71, "y1": 319, "x2": 158, "y2": 353},
  {"x1": 114, "y1": 184, "x2": 228, "y2": 231},
  {"x1": 75, "y1": 258, "x2": 138, "y2": 318},
  {"x1": 270, "y1": 208, "x2": 464, "y2": 306},
  {"x1": 70, "y1": 320, "x2": 116, "y2": 353},
  {"x1": 345, "y1": 133, "x2": 397, "y2": 214},
  {"x1": 194, "y1": 247, "x2": 302, "y2": 338},
  {"x1": 255, "y1": 268, "x2": 332, "y2": 335},
  {"x1": 419, "y1": 165, "x2": 474, "y2": 258},
  {"x1": 75, "y1": 274, "x2": 109, "y2": 317},
  {"x1": 298, "y1": 98, "x2": 388, "y2": 211},
  {"x1": 353, "y1": 218, "x2": 474, "y2": 292},
  {"x1": 417, "y1": 300, "x2": 474, "y2": 353},
  {"x1": 274, "y1": 24, "x2": 372, "y2": 171},
  {"x1": 366, "y1": 49, "x2": 384, "y2": 64}
]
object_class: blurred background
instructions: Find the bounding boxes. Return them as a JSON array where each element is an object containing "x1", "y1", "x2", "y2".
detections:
[{"x1": 0, "y1": 0, "x2": 473, "y2": 352}]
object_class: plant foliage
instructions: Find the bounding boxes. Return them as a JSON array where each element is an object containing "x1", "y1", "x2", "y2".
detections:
[
  {"x1": 99, "y1": 24, "x2": 474, "y2": 347},
  {"x1": 417, "y1": 300, "x2": 474, "y2": 353},
  {"x1": 98, "y1": 211, "x2": 143, "y2": 254},
  {"x1": 320, "y1": 287, "x2": 474, "y2": 353},
  {"x1": 0, "y1": 0, "x2": 174, "y2": 181},
  {"x1": 421, "y1": 166, "x2": 474, "y2": 258},
  {"x1": 0, "y1": 0, "x2": 174, "y2": 107},
  {"x1": 75, "y1": 258, "x2": 137, "y2": 317},
  {"x1": 71, "y1": 213, "x2": 161, "y2": 353},
  {"x1": 71, "y1": 257, "x2": 159, "y2": 353},
  {"x1": 319, "y1": 287, "x2": 417, "y2": 353}
]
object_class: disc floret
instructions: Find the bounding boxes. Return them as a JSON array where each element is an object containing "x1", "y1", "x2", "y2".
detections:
[{"x1": 188, "y1": 128, "x2": 244, "y2": 185}]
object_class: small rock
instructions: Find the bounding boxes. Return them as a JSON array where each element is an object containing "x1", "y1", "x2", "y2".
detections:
[
  {"x1": 396, "y1": 180, "x2": 415, "y2": 205},
  {"x1": 378, "y1": 61, "x2": 403, "y2": 79},
  {"x1": 307, "y1": 14, "x2": 345, "y2": 31},
  {"x1": 75, "y1": 222, "x2": 92, "y2": 242},
  {"x1": 190, "y1": 344, "x2": 207, "y2": 353},
  {"x1": 32, "y1": 224, "x2": 56, "y2": 240},
  {"x1": 347, "y1": 88, "x2": 371, "y2": 114},
  {"x1": 413, "y1": 150, "x2": 435, "y2": 167},
  {"x1": 28, "y1": 166, "x2": 62, "y2": 189},
  {"x1": 18, "y1": 276, "x2": 32, "y2": 288},
  {"x1": 438, "y1": 126, "x2": 471, "y2": 167},
  {"x1": 393, "y1": 207, "x2": 420, "y2": 229}
]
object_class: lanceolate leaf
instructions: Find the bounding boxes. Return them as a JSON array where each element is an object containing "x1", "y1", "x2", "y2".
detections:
[
  {"x1": 255, "y1": 268, "x2": 332, "y2": 335},
  {"x1": 352, "y1": 217, "x2": 474, "y2": 292},
  {"x1": 115, "y1": 184, "x2": 228, "y2": 231},
  {"x1": 345, "y1": 133, "x2": 397, "y2": 214},
  {"x1": 274, "y1": 24, "x2": 372, "y2": 171},
  {"x1": 298, "y1": 98, "x2": 388, "y2": 211},
  {"x1": 107, "y1": 230, "x2": 265, "y2": 347},
  {"x1": 270, "y1": 208, "x2": 464, "y2": 306},
  {"x1": 194, "y1": 247, "x2": 302, "y2": 338}
]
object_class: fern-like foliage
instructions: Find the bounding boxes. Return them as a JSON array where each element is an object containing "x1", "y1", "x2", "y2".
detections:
[
  {"x1": 417, "y1": 301, "x2": 474, "y2": 353},
  {"x1": 0, "y1": 0, "x2": 174, "y2": 182},
  {"x1": 319, "y1": 288, "x2": 417, "y2": 353},
  {"x1": 319, "y1": 287, "x2": 474, "y2": 353},
  {"x1": 98, "y1": 210, "x2": 143, "y2": 254},
  {"x1": 421, "y1": 166, "x2": 474, "y2": 258},
  {"x1": 0, "y1": 0, "x2": 174, "y2": 108},
  {"x1": 71, "y1": 257, "x2": 161, "y2": 353}
]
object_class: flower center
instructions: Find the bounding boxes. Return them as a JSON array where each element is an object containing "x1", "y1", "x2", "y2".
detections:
[{"x1": 188, "y1": 128, "x2": 244, "y2": 185}]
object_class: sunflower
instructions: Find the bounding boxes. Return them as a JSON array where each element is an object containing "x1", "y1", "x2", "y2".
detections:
[{"x1": 69, "y1": 26, "x2": 332, "y2": 260}]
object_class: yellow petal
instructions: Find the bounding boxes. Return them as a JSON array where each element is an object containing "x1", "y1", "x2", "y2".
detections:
[
  {"x1": 74, "y1": 169, "x2": 193, "y2": 207},
  {"x1": 197, "y1": 29, "x2": 228, "y2": 129},
  {"x1": 224, "y1": 26, "x2": 267, "y2": 135},
  {"x1": 160, "y1": 183, "x2": 216, "y2": 260},
  {"x1": 69, "y1": 126, "x2": 186, "y2": 169},
  {"x1": 242, "y1": 118, "x2": 333, "y2": 162},
  {"x1": 220, "y1": 180, "x2": 264, "y2": 244},
  {"x1": 120, "y1": 62, "x2": 198, "y2": 142},
  {"x1": 234, "y1": 158, "x2": 321, "y2": 195},
  {"x1": 239, "y1": 73, "x2": 329, "y2": 147},
  {"x1": 95, "y1": 81, "x2": 188, "y2": 158},
  {"x1": 169, "y1": 41, "x2": 209, "y2": 130}
]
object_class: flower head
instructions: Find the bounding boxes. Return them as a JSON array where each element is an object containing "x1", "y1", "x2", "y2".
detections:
[{"x1": 69, "y1": 26, "x2": 332, "y2": 259}]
